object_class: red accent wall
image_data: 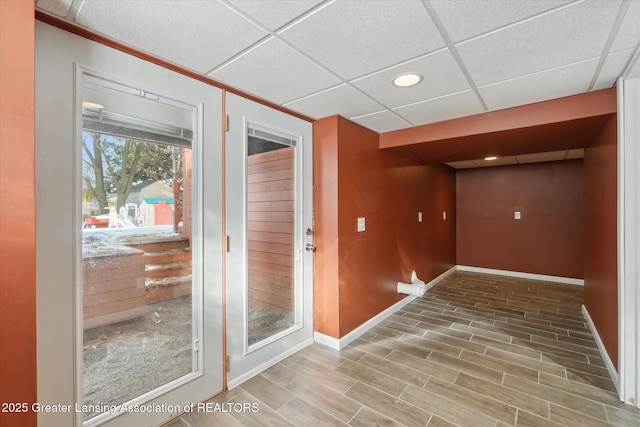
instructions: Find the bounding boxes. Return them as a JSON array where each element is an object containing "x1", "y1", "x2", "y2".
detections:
[
  {"x1": 456, "y1": 160, "x2": 584, "y2": 279},
  {"x1": 584, "y1": 115, "x2": 618, "y2": 368},
  {"x1": 314, "y1": 116, "x2": 456, "y2": 338},
  {"x1": 0, "y1": 1, "x2": 37, "y2": 426}
]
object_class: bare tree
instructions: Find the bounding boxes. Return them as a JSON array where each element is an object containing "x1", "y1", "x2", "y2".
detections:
[
  {"x1": 82, "y1": 132, "x2": 182, "y2": 214},
  {"x1": 82, "y1": 133, "x2": 109, "y2": 212}
]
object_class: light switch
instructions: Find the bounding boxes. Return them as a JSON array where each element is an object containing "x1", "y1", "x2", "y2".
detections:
[
  {"x1": 357, "y1": 217, "x2": 365, "y2": 232},
  {"x1": 418, "y1": 212, "x2": 423, "y2": 222},
  {"x1": 443, "y1": 211, "x2": 447, "y2": 220},
  {"x1": 514, "y1": 211, "x2": 521, "y2": 220}
]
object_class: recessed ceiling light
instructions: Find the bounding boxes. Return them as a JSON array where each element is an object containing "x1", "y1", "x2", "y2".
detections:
[
  {"x1": 82, "y1": 101, "x2": 104, "y2": 109},
  {"x1": 393, "y1": 73, "x2": 423, "y2": 87},
  {"x1": 484, "y1": 156, "x2": 498, "y2": 161}
]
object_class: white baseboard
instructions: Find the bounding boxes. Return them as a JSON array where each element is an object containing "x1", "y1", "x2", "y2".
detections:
[
  {"x1": 314, "y1": 295, "x2": 415, "y2": 351},
  {"x1": 582, "y1": 305, "x2": 619, "y2": 392},
  {"x1": 313, "y1": 331, "x2": 341, "y2": 350},
  {"x1": 227, "y1": 337, "x2": 314, "y2": 389},
  {"x1": 315, "y1": 266, "x2": 457, "y2": 350},
  {"x1": 456, "y1": 265, "x2": 584, "y2": 286}
]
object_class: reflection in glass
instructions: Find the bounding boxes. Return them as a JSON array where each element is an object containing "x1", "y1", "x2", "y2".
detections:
[{"x1": 80, "y1": 74, "x2": 196, "y2": 421}]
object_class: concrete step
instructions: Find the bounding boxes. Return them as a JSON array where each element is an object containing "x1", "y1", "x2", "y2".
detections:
[
  {"x1": 144, "y1": 248, "x2": 191, "y2": 265},
  {"x1": 145, "y1": 261, "x2": 192, "y2": 279},
  {"x1": 145, "y1": 275, "x2": 192, "y2": 304}
]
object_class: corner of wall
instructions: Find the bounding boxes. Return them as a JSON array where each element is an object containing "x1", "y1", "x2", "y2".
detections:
[
  {"x1": 0, "y1": 1, "x2": 37, "y2": 425},
  {"x1": 312, "y1": 116, "x2": 456, "y2": 339},
  {"x1": 583, "y1": 114, "x2": 618, "y2": 369},
  {"x1": 312, "y1": 116, "x2": 340, "y2": 338}
]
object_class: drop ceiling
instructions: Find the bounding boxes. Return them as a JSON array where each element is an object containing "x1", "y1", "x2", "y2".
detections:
[{"x1": 36, "y1": 0, "x2": 640, "y2": 164}]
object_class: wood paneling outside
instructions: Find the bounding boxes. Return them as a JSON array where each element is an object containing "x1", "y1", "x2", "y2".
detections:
[
  {"x1": 82, "y1": 251, "x2": 146, "y2": 329},
  {"x1": 247, "y1": 147, "x2": 295, "y2": 311}
]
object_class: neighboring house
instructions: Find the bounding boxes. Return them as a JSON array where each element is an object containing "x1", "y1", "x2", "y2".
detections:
[{"x1": 127, "y1": 180, "x2": 174, "y2": 206}]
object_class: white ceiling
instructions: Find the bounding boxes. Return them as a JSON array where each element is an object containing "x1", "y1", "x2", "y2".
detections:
[
  {"x1": 445, "y1": 149, "x2": 584, "y2": 169},
  {"x1": 36, "y1": 0, "x2": 640, "y2": 136}
]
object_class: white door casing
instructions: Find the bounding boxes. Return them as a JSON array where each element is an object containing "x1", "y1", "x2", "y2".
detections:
[
  {"x1": 225, "y1": 93, "x2": 314, "y2": 388},
  {"x1": 618, "y1": 76, "x2": 640, "y2": 408}
]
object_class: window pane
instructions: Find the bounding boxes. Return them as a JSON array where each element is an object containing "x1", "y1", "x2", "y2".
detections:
[
  {"x1": 81, "y1": 74, "x2": 197, "y2": 421},
  {"x1": 246, "y1": 128, "x2": 298, "y2": 347}
]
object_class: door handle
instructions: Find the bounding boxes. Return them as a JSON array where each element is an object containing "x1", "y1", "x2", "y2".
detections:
[{"x1": 305, "y1": 243, "x2": 316, "y2": 252}]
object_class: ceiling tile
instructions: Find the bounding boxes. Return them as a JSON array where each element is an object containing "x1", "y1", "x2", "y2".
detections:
[
  {"x1": 445, "y1": 160, "x2": 479, "y2": 169},
  {"x1": 284, "y1": 84, "x2": 383, "y2": 120},
  {"x1": 610, "y1": 0, "x2": 640, "y2": 52},
  {"x1": 75, "y1": 0, "x2": 268, "y2": 73},
  {"x1": 516, "y1": 151, "x2": 567, "y2": 164},
  {"x1": 210, "y1": 38, "x2": 342, "y2": 105},
  {"x1": 456, "y1": 0, "x2": 621, "y2": 86},
  {"x1": 280, "y1": 0, "x2": 444, "y2": 80},
  {"x1": 593, "y1": 48, "x2": 635, "y2": 90},
  {"x1": 478, "y1": 58, "x2": 598, "y2": 112},
  {"x1": 430, "y1": 0, "x2": 573, "y2": 43},
  {"x1": 476, "y1": 156, "x2": 518, "y2": 167},
  {"x1": 393, "y1": 90, "x2": 484, "y2": 127},
  {"x1": 627, "y1": 57, "x2": 640, "y2": 79},
  {"x1": 447, "y1": 149, "x2": 584, "y2": 169},
  {"x1": 350, "y1": 111, "x2": 413, "y2": 134},
  {"x1": 350, "y1": 49, "x2": 470, "y2": 109},
  {"x1": 627, "y1": 53, "x2": 640, "y2": 79},
  {"x1": 225, "y1": 0, "x2": 323, "y2": 31},
  {"x1": 36, "y1": 0, "x2": 73, "y2": 17}
]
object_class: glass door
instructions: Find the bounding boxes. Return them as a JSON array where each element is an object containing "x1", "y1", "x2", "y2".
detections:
[
  {"x1": 225, "y1": 93, "x2": 314, "y2": 387},
  {"x1": 35, "y1": 21, "x2": 223, "y2": 427}
]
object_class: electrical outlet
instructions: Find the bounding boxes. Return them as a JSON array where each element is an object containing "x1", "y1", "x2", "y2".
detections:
[
  {"x1": 515, "y1": 211, "x2": 521, "y2": 220},
  {"x1": 418, "y1": 212, "x2": 423, "y2": 222},
  {"x1": 357, "y1": 217, "x2": 365, "y2": 232},
  {"x1": 443, "y1": 211, "x2": 447, "y2": 220}
]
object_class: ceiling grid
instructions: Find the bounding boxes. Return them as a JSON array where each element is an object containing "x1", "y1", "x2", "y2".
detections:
[{"x1": 36, "y1": 0, "x2": 640, "y2": 167}]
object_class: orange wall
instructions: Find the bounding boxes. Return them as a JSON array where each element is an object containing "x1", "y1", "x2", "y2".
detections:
[
  {"x1": 0, "y1": 1, "x2": 37, "y2": 426},
  {"x1": 313, "y1": 117, "x2": 342, "y2": 338},
  {"x1": 584, "y1": 115, "x2": 618, "y2": 368},
  {"x1": 457, "y1": 160, "x2": 584, "y2": 279},
  {"x1": 314, "y1": 116, "x2": 456, "y2": 338}
]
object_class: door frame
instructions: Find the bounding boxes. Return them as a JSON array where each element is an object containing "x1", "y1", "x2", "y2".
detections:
[
  {"x1": 35, "y1": 21, "x2": 224, "y2": 426},
  {"x1": 618, "y1": 76, "x2": 640, "y2": 408},
  {"x1": 224, "y1": 93, "x2": 314, "y2": 389}
]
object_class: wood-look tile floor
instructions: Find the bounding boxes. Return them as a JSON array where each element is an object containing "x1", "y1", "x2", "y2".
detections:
[{"x1": 167, "y1": 271, "x2": 640, "y2": 426}]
